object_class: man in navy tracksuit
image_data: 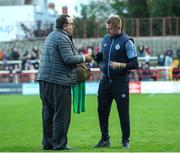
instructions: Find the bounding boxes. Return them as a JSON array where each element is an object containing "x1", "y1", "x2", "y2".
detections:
[{"x1": 94, "y1": 15, "x2": 138, "y2": 148}]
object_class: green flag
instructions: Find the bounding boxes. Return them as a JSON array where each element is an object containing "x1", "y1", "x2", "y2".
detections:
[{"x1": 72, "y1": 82, "x2": 85, "y2": 114}]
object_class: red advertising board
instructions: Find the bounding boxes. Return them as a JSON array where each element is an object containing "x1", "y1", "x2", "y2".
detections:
[{"x1": 129, "y1": 81, "x2": 141, "y2": 94}]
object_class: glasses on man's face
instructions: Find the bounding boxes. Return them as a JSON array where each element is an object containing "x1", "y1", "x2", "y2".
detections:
[{"x1": 66, "y1": 22, "x2": 74, "y2": 26}]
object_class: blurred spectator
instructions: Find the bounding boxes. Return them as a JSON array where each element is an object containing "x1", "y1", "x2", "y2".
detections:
[
  {"x1": 165, "y1": 48, "x2": 173, "y2": 57},
  {"x1": 137, "y1": 43, "x2": 145, "y2": 57},
  {"x1": 8, "y1": 64, "x2": 14, "y2": 83},
  {"x1": 172, "y1": 64, "x2": 180, "y2": 80},
  {"x1": 157, "y1": 52, "x2": 165, "y2": 66},
  {"x1": 83, "y1": 47, "x2": 88, "y2": 54},
  {"x1": 95, "y1": 45, "x2": 100, "y2": 53},
  {"x1": 165, "y1": 55, "x2": 173, "y2": 66},
  {"x1": 31, "y1": 46, "x2": 39, "y2": 60},
  {"x1": 176, "y1": 47, "x2": 180, "y2": 61},
  {"x1": 144, "y1": 50, "x2": 151, "y2": 66},
  {"x1": 13, "y1": 64, "x2": 21, "y2": 84},
  {"x1": 164, "y1": 48, "x2": 173, "y2": 66},
  {"x1": 21, "y1": 51, "x2": 31, "y2": 70},
  {"x1": 2, "y1": 58, "x2": 8, "y2": 70},
  {"x1": 145, "y1": 46, "x2": 151, "y2": 55},
  {"x1": 87, "y1": 45, "x2": 94, "y2": 51},
  {"x1": 0, "y1": 49, "x2": 3, "y2": 60},
  {"x1": 30, "y1": 47, "x2": 39, "y2": 69},
  {"x1": 138, "y1": 62, "x2": 143, "y2": 81},
  {"x1": 2, "y1": 48, "x2": 10, "y2": 60},
  {"x1": 87, "y1": 47, "x2": 93, "y2": 55},
  {"x1": 142, "y1": 62, "x2": 151, "y2": 81},
  {"x1": 164, "y1": 48, "x2": 173, "y2": 80},
  {"x1": 29, "y1": 64, "x2": 36, "y2": 83},
  {"x1": 24, "y1": 59, "x2": 34, "y2": 70},
  {"x1": 9, "y1": 47, "x2": 20, "y2": 60}
]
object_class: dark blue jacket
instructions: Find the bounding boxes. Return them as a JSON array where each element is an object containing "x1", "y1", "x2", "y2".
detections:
[{"x1": 98, "y1": 32, "x2": 138, "y2": 81}]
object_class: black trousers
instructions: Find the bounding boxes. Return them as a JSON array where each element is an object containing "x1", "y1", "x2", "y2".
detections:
[
  {"x1": 97, "y1": 79, "x2": 130, "y2": 143},
  {"x1": 39, "y1": 81, "x2": 71, "y2": 150}
]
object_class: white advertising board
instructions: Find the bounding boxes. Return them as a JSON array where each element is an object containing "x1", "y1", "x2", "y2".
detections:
[
  {"x1": 85, "y1": 82, "x2": 98, "y2": 94},
  {"x1": 141, "y1": 81, "x2": 180, "y2": 94},
  {"x1": 0, "y1": 5, "x2": 34, "y2": 42},
  {"x1": 22, "y1": 83, "x2": 39, "y2": 95},
  {"x1": 21, "y1": 81, "x2": 180, "y2": 95}
]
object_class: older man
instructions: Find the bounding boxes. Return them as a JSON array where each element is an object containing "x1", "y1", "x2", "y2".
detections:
[{"x1": 37, "y1": 14, "x2": 92, "y2": 150}]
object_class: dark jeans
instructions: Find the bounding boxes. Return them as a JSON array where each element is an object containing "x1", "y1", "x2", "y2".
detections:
[
  {"x1": 97, "y1": 79, "x2": 130, "y2": 142},
  {"x1": 39, "y1": 81, "x2": 71, "y2": 149}
]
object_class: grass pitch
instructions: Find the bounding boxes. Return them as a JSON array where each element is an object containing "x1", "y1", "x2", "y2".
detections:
[{"x1": 0, "y1": 94, "x2": 180, "y2": 152}]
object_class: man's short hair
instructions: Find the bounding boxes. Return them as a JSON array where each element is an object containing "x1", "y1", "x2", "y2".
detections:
[
  {"x1": 106, "y1": 15, "x2": 122, "y2": 29},
  {"x1": 56, "y1": 14, "x2": 70, "y2": 29}
]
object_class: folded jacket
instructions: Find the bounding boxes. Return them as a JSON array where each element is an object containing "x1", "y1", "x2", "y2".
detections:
[{"x1": 72, "y1": 81, "x2": 85, "y2": 114}]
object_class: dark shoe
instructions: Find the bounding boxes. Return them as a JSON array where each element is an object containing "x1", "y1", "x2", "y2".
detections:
[
  {"x1": 43, "y1": 146, "x2": 53, "y2": 150},
  {"x1": 122, "y1": 141, "x2": 130, "y2": 148},
  {"x1": 94, "y1": 138, "x2": 110, "y2": 148}
]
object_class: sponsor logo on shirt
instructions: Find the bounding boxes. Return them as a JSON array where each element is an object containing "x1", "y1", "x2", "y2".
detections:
[{"x1": 115, "y1": 44, "x2": 120, "y2": 50}]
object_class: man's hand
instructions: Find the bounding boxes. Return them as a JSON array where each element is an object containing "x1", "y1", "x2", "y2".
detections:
[
  {"x1": 109, "y1": 61, "x2": 126, "y2": 69},
  {"x1": 84, "y1": 54, "x2": 93, "y2": 63}
]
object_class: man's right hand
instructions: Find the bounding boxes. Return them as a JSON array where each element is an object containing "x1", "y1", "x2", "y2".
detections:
[{"x1": 84, "y1": 54, "x2": 93, "y2": 62}]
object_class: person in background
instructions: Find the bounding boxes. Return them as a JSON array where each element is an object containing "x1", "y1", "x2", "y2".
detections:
[
  {"x1": 94, "y1": 15, "x2": 138, "y2": 148},
  {"x1": 0, "y1": 49, "x2": 3, "y2": 61},
  {"x1": 157, "y1": 52, "x2": 165, "y2": 66},
  {"x1": 37, "y1": 14, "x2": 93, "y2": 150},
  {"x1": 137, "y1": 43, "x2": 145, "y2": 57},
  {"x1": 165, "y1": 48, "x2": 173, "y2": 66},
  {"x1": 164, "y1": 48, "x2": 173, "y2": 80},
  {"x1": 145, "y1": 46, "x2": 151, "y2": 56},
  {"x1": 176, "y1": 47, "x2": 180, "y2": 62},
  {"x1": 9, "y1": 47, "x2": 20, "y2": 60}
]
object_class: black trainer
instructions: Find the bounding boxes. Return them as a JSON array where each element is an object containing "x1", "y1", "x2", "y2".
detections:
[
  {"x1": 43, "y1": 145, "x2": 53, "y2": 150},
  {"x1": 122, "y1": 141, "x2": 130, "y2": 148},
  {"x1": 94, "y1": 138, "x2": 111, "y2": 148}
]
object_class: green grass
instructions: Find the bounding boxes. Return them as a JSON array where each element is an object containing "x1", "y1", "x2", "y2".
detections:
[{"x1": 0, "y1": 94, "x2": 180, "y2": 152}]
